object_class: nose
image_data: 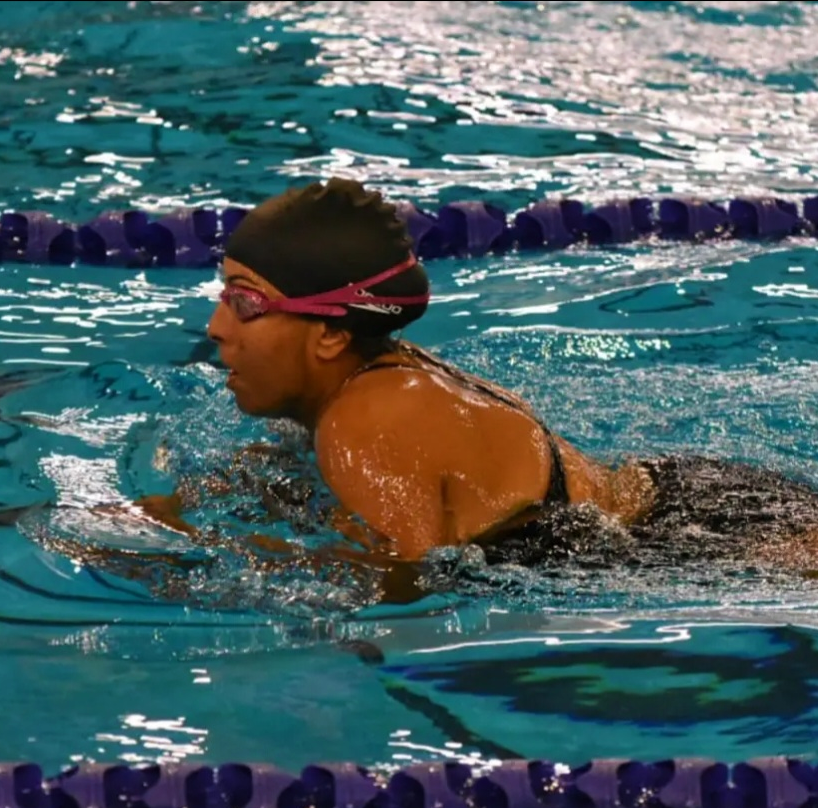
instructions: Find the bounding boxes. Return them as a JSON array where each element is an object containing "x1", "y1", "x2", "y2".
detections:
[{"x1": 207, "y1": 297, "x2": 228, "y2": 344}]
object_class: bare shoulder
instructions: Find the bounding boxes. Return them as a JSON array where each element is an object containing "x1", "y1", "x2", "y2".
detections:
[
  {"x1": 314, "y1": 367, "x2": 454, "y2": 556},
  {"x1": 316, "y1": 365, "x2": 447, "y2": 457}
]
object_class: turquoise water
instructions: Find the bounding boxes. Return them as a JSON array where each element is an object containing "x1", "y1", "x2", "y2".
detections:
[{"x1": 3, "y1": 0, "x2": 818, "y2": 772}]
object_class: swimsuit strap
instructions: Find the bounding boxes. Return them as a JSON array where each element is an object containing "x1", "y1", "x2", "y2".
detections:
[{"x1": 543, "y1": 431, "x2": 569, "y2": 505}]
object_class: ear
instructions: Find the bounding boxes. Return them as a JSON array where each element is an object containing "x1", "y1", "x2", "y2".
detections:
[{"x1": 311, "y1": 321, "x2": 353, "y2": 361}]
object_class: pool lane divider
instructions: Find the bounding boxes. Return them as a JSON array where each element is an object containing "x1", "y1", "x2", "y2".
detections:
[
  {"x1": 0, "y1": 195, "x2": 815, "y2": 268},
  {"x1": 2, "y1": 757, "x2": 818, "y2": 808}
]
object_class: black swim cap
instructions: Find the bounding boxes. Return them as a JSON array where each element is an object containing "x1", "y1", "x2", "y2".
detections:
[{"x1": 224, "y1": 178, "x2": 430, "y2": 337}]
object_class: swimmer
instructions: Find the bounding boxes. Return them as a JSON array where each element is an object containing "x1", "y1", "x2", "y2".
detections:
[{"x1": 130, "y1": 176, "x2": 818, "y2": 594}]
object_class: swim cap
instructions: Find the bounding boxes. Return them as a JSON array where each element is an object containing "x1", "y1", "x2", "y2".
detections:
[{"x1": 224, "y1": 178, "x2": 430, "y2": 336}]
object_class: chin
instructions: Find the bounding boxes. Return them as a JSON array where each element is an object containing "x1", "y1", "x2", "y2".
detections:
[
  {"x1": 233, "y1": 391, "x2": 289, "y2": 420},
  {"x1": 231, "y1": 390, "x2": 266, "y2": 417},
  {"x1": 236, "y1": 401, "x2": 278, "y2": 419}
]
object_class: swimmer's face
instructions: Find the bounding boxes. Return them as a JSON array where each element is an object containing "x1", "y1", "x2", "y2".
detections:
[{"x1": 207, "y1": 258, "x2": 317, "y2": 419}]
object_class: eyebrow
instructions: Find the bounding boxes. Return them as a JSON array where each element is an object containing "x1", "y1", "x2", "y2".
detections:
[{"x1": 224, "y1": 273, "x2": 261, "y2": 288}]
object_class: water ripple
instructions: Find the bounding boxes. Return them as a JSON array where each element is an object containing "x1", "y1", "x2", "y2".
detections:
[{"x1": 1, "y1": 1, "x2": 818, "y2": 215}]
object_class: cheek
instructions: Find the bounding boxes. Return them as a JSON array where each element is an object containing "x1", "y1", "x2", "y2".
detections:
[{"x1": 242, "y1": 324, "x2": 304, "y2": 391}]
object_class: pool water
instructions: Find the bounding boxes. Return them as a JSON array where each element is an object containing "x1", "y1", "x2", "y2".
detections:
[{"x1": 3, "y1": 0, "x2": 818, "y2": 773}]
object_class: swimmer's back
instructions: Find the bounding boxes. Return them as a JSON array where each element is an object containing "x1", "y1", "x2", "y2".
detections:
[{"x1": 314, "y1": 342, "x2": 629, "y2": 558}]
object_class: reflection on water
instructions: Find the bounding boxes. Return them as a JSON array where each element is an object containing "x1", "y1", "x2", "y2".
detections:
[
  {"x1": 8, "y1": 614, "x2": 818, "y2": 771},
  {"x1": 2, "y1": 2, "x2": 818, "y2": 215}
]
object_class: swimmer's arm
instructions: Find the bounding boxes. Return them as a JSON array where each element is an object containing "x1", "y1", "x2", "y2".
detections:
[
  {"x1": 98, "y1": 434, "x2": 432, "y2": 602},
  {"x1": 45, "y1": 526, "x2": 425, "y2": 606},
  {"x1": 52, "y1": 507, "x2": 425, "y2": 605},
  {"x1": 247, "y1": 530, "x2": 428, "y2": 605},
  {"x1": 92, "y1": 493, "x2": 427, "y2": 604},
  {"x1": 315, "y1": 405, "x2": 451, "y2": 563},
  {"x1": 124, "y1": 441, "x2": 286, "y2": 534}
]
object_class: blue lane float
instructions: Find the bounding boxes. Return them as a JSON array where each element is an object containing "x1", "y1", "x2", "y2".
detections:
[
  {"x1": 1, "y1": 194, "x2": 816, "y2": 269},
  {"x1": 2, "y1": 757, "x2": 818, "y2": 808}
]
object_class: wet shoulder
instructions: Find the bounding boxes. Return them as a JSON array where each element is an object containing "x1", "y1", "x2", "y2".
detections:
[{"x1": 318, "y1": 363, "x2": 453, "y2": 450}]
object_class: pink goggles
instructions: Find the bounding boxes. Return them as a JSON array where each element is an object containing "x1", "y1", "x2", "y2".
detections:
[{"x1": 220, "y1": 254, "x2": 428, "y2": 321}]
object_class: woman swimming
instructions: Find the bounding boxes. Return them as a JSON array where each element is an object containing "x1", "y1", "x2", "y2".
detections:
[
  {"x1": 131, "y1": 176, "x2": 818, "y2": 586},
  {"x1": 21, "y1": 176, "x2": 816, "y2": 605}
]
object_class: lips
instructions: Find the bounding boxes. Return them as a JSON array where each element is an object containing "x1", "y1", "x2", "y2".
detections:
[{"x1": 219, "y1": 353, "x2": 237, "y2": 385}]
